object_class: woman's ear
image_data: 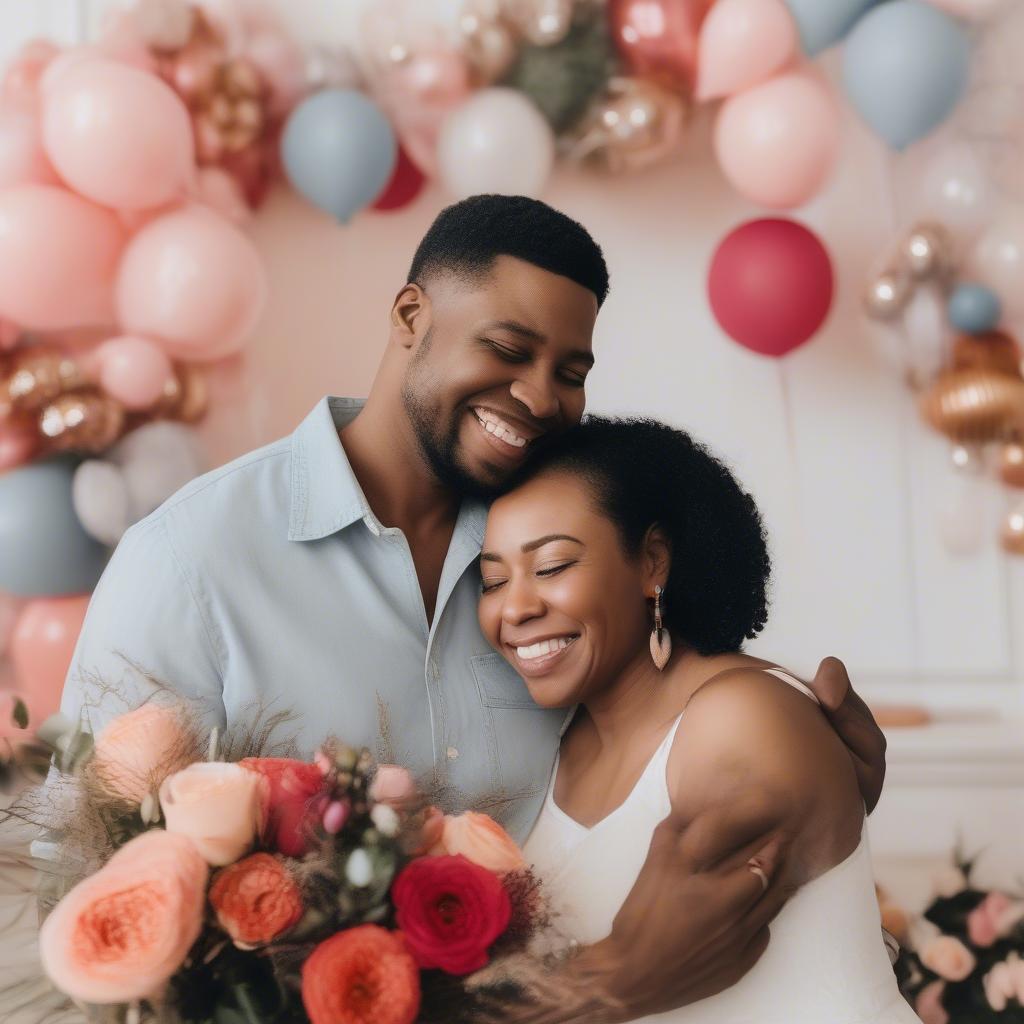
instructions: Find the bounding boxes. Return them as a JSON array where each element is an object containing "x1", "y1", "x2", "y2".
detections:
[
  {"x1": 642, "y1": 525, "x2": 672, "y2": 592},
  {"x1": 390, "y1": 283, "x2": 431, "y2": 350}
]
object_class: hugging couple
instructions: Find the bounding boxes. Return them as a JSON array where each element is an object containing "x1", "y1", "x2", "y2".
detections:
[{"x1": 60, "y1": 195, "x2": 916, "y2": 1022}]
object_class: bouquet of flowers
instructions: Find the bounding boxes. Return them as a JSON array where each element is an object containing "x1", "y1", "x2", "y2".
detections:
[
  {"x1": 9, "y1": 699, "x2": 547, "y2": 1024},
  {"x1": 881, "y1": 859, "x2": 1024, "y2": 1023}
]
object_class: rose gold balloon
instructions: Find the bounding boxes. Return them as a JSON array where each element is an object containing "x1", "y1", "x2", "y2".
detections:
[
  {"x1": 1001, "y1": 506, "x2": 1024, "y2": 555},
  {"x1": 863, "y1": 268, "x2": 912, "y2": 321},
  {"x1": 3, "y1": 350, "x2": 85, "y2": 413},
  {"x1": 952, "y1": 330, "x2": 1022, "y2": 379},
  {"x1": 155, "y1": 364, "x2": 209, "y2": 423},
  {"x1": 608, "y1": 0, "x2": 713, "y2": 93},
  {"x1": 999, "y1": 443, "x2": 1024, "y2": 488},
  {"x1": 919, "y1": 369, "x2": 1024, "y2": 444},
  {"x1": 505, "y1": 0, "x2": 574, "y2": 47},
  {"x1": 571, "y1": 77, "x2": 689, "y2": 173},
  {"x1": 39, "y1": 391, "x2": 125, "y2": 453},
  {"x1": 901, "y1": 222, "x2": 955, "y2": 282},
  {"x1": 459, "y1": 1, "x2": 519, "y2": 84}
]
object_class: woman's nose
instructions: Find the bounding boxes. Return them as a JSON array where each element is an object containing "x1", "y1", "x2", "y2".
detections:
[
  {"x1": 501, "y1": 575, "x2": 545, "y2": 625},
  {"x1": 510, "y1": 378, "x2": 558, "y2": 421}
]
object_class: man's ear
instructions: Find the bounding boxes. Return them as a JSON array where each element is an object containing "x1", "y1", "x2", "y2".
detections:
[
  {"x1": 643, "y1": 525, "x2": 672, "y2": 590},
  {"x1": 391, "y1": 283, "x2": 431, "y2": 350}
]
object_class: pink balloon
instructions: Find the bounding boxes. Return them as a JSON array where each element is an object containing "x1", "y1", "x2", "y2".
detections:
[
  {"x1": 708, "y1": 217, "x2": 834, "y2": 357},
  {"x1": 193, "y1": 167, "x2": 252, "y2": 225},
  {"x1": 922, "y1": 0, "x2": 1005, "y2": 19},
  {"x1": 116, "y1": 205, "x2": 267, "y2": 362},
  {"x1": 2, "y1": 39, "x2": 61, "y2": 111},
  {"x1": 0, "y1": 107, "x2": 59, "y2": 189},
  {"x1": 10, "y1": 595, "x2": 90, "y2": 722},
  {"x1": 0, "y1": 184, "x2": 127, "y2": 330},
  {"x1": 714, "y1": 70, "x2": 840, "y2": 209},
  {"x1": 95, "y1": 336, "x2": 175, "y2": 410},
  {"x1": 42, "y1": 58, "x2": 195, "y2": 210},
  {"x1": 0, "y1": 419, "x2": 39, "y2": 472},
  {"x1": 697, "y1": 0, "x2": 798, "y2": 100}
]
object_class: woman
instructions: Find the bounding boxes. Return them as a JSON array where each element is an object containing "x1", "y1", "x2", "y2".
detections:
[{"x1": 477, "y1": 416, "x2": 917, "y2": 1023}]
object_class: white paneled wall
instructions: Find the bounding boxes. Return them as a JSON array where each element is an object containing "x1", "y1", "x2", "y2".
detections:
[{"x1": 4, "y1": 0, "x2": 1024, "y2": 711}]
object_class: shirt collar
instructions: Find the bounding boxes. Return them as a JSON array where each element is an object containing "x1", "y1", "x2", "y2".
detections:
[{"x1": 287, "y1": 396, "x2": 488, "y2": 545}]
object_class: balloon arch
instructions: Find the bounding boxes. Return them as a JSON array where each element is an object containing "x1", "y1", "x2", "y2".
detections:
[{"x1": 0, "y1": 0, "x2": 1012, "y2": 734}]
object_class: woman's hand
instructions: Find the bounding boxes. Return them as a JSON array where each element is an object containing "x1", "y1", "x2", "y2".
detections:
[{"x1": 805, "y1": 657, "x2": 887, "y2": 813}]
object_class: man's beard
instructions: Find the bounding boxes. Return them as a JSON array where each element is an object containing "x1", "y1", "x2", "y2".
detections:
[{"x1": 401, "y1": 331, "x2": 510, "y2": 501}]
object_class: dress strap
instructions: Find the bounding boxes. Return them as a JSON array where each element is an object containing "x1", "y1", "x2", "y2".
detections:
[{"x1": 762, "y1": 666, "x2": 820, "y2": 705}]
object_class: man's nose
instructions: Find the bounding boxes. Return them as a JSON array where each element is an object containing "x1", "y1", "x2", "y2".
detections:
[{"x1": 510, "y1": 378, "x2": 559, "y2": 421}]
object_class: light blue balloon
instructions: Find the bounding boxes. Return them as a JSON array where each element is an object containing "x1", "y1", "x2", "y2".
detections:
[
  {"x1": 948, "y1": 284, "x2": 1002, "y2": 334},
  {"x1": 843, "y1": 1, "x2": 970, "y2": 151},
  {"x1": 783, "y1": 0, "x2": 880, "y2": 57},
  {"x1": 0, "y1": 458, "x2": 109, "y2": 597},
  {"x1": 281, "y1": 89, "x2": 398, "y2": 223}
]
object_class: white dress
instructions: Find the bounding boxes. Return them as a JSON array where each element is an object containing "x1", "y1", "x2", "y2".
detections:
[{"x1": 522, "y1": 669, "x2": 921, "y2": 1024}]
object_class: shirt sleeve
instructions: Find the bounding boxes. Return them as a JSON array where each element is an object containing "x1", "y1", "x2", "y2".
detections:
[{"x1": 59, "y1": 512, "x2": 227, "y2": 738}]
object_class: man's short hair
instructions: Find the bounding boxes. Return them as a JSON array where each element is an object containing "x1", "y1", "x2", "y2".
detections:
[{"x1": 408, "y1": 194, "x2": 610, "y2": 307}]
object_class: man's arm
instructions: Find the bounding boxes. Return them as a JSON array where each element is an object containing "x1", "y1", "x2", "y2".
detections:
[{"x1": 58, "y1": 514, "x2": 226, "y2": 737}]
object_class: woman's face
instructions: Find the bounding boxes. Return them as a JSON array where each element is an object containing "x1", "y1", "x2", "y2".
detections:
[{"x1": 478, "y1": 471, "x2": 653, "y2": 708}]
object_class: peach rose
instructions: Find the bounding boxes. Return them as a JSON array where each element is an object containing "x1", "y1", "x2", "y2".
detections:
[
  {"x1": 160, "y1": 762, "x2": 265, "y2": 866},
  {"x1": 432, "y1": 811, "x2": 526, "y2": 875},
  {"x1": 915, "y1": 981, "x2": 948, "y2": 1024},
  {"x1": 879, "y1": 902, "x2": 909, "y2": 945},
  {"x1": 920, "y1": 935, "x2": 976, "y2": 982},
  {"x1": 968, "y1": 892, "x2": 1012, "y2": 948},
  {"x1": 39, "y1": 830, "x2": 207, "y2": 1003},
  {"x1": 91, "y1": 705, "x2": 194, "y2": 804},
  {"x1": 370, "y1": 764, "x2": 417, "y2": 806}
]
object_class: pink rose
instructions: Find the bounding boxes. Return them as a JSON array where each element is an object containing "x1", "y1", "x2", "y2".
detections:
[
  {"x1": 915, "y1": 981, "x2": 948, "y2": 1024},
  {"x1": 968, "y1": 892, "x2": 1012, "y2": 948},
  {"x1": 91, "y1": 705, "x2": 194, "y2": 804},
  {"x1": 983, "y1": 954, "x2": 1024, "y2": 1012},
  {"x1": 160, "y1": 762, "x2": 265, "y2": 866},
  {"x1": 39, "y1": 830, "x2": 207, "y2": 1003},
  {"x1": 370, "y1": 764, "x2": 416, "y2": 806},
  {"x1": 431, "y1": 811, "x2": 526, "y2": 875},
  {"x1": 921, "y1": 935, "x2": 976, "y2": 982}
]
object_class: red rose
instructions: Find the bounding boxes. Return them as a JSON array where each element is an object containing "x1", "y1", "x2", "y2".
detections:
[
  {"x1": 240, "y1": 757, "x2": 325, "y2": 857},
  {"x1": 209, "y1": 853, "x2": 303, "y2": 946},
  {"x1": 391, "y1": 854, "x2": 512, "y2": 976},
  {"x1": 301, "y1": 925, "x2": 420, "y2": 1024}
]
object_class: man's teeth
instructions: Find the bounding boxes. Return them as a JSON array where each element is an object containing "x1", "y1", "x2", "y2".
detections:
[
  {"x1": 516, "y1": 637, "x2": 576, "y2": 660},
  {"x1": 474, "y1": 409, "x2": 528, "y2": 448}
]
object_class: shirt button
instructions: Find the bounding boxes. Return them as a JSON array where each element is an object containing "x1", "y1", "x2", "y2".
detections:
[{"x1": 446, "y1": 746, "x2": 459, "y2": 761}]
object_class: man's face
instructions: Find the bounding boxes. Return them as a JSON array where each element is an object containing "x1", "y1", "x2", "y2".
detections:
[{"x1": 401, "y1": 255, "x2": 599, "y2": 498}]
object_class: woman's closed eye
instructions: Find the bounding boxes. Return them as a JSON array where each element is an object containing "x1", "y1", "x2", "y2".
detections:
[{"x1": 480, "y1": 562, "x2": 576, "y2": 594}]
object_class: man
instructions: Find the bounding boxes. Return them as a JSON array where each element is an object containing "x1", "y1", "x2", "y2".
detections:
[{"x1": 59, "y1": 195, "x2": 886, "y2": 1020}]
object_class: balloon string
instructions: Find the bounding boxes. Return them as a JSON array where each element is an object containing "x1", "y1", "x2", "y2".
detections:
[
  {"x1": 879, "y1": 142, "x2": 924, "y2": 670},
  {"x1": 775, "y1": 359, "x2": 803, "y2": 539}
]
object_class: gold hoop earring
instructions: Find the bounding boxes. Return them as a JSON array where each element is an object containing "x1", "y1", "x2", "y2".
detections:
[{"x1": 650, "y1": 585, "x2": 672, "y2": 671}]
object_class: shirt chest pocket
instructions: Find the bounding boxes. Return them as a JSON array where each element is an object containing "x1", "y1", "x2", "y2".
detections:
[{"x1": 471, "y1": 652, "x2": 544, "y2": 709}]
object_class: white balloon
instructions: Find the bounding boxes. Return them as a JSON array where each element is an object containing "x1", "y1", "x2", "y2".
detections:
[
  {"x1": 73, "y1": 459, "x2": 131, "y2": 546},
  {"x1": 901, "y1": 287, "x2": 951, "y2": 385},
  {"x1": 438, "y1": 88, "x2": 555, "y2": 199},
  {"x1": 919, "y1": 142, "x2": 994, "y2": 234},
  {"x1": 109, "y1": 422, "x2": 204, "y2": 520},
  {"x1": 969, "y1": 210, "x2": 1024, "y2": 319}
]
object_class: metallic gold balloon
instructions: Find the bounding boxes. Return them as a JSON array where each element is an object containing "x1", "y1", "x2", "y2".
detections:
[
  {"x1": 863, "y1": 268, "x2": 913, "y2": 321},
  {"x1": 919, "y1": 369, "x2": 1024, "y2": 444},
  {"x1": 39, "y1": 392, "x2": 125, "y2": 454},
  {"x1": 3, "y1": 351, "x2": 85, "y2": 414},
  {"x1": 1000, "y1": 443, "x2": 1024, "y2": 488},
  {"x1": 504, "y1": 0, "x2": 574, "y2": 47},
  {"x1": 155, "y1": 365, "x2": 209, "y2": 424},
  {"x1": 459, "y1": 0, "x2": 519, "y2": 83},
  {"x1": 952, "y1": 330, "x2": 1022, "y2": 379},
  {"x1": 901, "y1": 222, "x2": 955, "y2": 282},
  {"x1": 1001, "y1": 506, "x2": 1024, "y2": 555},
  {"x1": 570, "y1": 77, "x2": 690, "y2": 174}
]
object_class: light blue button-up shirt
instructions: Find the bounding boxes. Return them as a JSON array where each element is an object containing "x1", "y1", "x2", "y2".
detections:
[{"x1": 60, "y1": 397, "x2": 567, "y2": 843}]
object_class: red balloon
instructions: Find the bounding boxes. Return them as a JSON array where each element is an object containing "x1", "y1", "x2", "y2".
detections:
[
  {"x1": 10, "y1": 595, "x2": 90, "y2": 722},
  {"x1": 708, "y1": 218, "x2": 834, "y2": 358},
  {"x1": 372, "y1": 145, "x2": 426, "y2": 212},
  {"x1": 608, "y1": 0, "x2": 714, "y2": 92}
]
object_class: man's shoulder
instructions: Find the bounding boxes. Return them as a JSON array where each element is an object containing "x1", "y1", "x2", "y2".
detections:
[{"x1": 134, "y1": 435, "x2": 293, "y2": 546}]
